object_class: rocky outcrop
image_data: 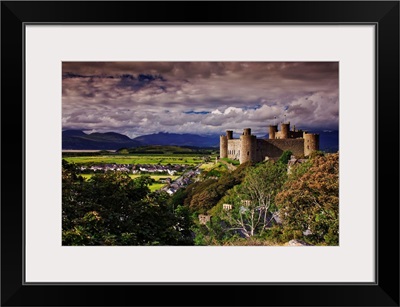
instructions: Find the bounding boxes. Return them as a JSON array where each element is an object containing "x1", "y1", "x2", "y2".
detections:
[{"x1": 286, "y1": 239, "x2": 313, "y2": 246}]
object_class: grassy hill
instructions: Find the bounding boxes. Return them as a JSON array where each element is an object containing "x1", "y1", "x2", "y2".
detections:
[{"x1": 62, "y1": 130, "x2": 142, "y2": 150}]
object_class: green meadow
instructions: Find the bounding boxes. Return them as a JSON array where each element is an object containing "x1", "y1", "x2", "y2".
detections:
[{"x1": 63, "y1": 154, "x2": 206, "y2": 165}]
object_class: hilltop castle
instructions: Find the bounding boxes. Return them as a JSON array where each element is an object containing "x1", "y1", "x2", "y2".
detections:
[{"x1": 220, "y1": 122, "x2": 319, "y2": 164}]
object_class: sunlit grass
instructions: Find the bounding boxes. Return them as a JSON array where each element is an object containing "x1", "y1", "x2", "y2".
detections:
[
  {"x1": 198, "y1": 162, "x2": 217, "y2": 170},
  {"x1": 149, "y1": 183, "x2": 166, "y2": 192},
  {"x1": 63, "y1": 155, "x2": 205, "y2": 165},
  {"x1": 79, "y1": 173, "x2": 176, "y2": 192}
]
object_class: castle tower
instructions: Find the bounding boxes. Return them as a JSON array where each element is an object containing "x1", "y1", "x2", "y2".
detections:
[
  {"x1": 303, "y1": 132, "x2": 320, "y2": 156},
  {"x1": 226, "y1": 130, "x2": 233, "y2": 140},
  {"x1": 243, "y1": 128, "x2": 251, "y2": 136},
  {"x1": 220, "y1": 135, "x2": 228, "y2": 158},
  {"x1": 281, "y1": 122, "x2": 290, "y2": 139},
  {"x1": 240, "y1": 128, "x2": 256, "y2": 164},
  {"x1": 269, "y1": 125, "x2": 278, "y2": 139}
]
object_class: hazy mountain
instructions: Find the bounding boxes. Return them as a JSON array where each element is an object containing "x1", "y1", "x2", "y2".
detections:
[
  {"x1": 62, "y1": 130, "x2": 143, "y2": 150},
  {"x1": 62, "y1": 129, "x2": 87, "y2": 137},
  {"x1": 133, "y1": 132, "x2": 220, "y2": 147},
  {"x1": 63, "y1": 129, "x2": 338, "y2": 152}
]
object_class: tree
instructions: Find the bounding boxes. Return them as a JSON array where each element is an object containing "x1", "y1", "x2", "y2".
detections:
[
  {"x1": 217, "y1": 161, "x2": 287, "y2": 238},
  {"x1": 62, "y1": 161, "x2": 194, "y2": 245},
  {"x1": 277, "y1": 150, "x2": 292, "y2": 165},
  {"x1": 275, "y1": 153, "x2": 339, "y2": 245},
  {"x1": 185, "y1": 164, "x2": 248, "y2": 213}
]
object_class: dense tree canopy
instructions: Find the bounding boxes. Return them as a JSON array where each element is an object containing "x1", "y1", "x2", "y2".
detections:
[
  {"x1": 182, "y1": 162, "x2": 250, "y2": 213},
  {"x1": 62, "y1": 160, "x2": 193, "y2": 245},
  {"x1": 275, "y1": 153, "x2": 339, "y2": 245},
  {"x1": 206, "y1": 160, "x2": 287, "y2": 239},
  {"x1": 62, "y1": 150, "x2": 339, "y2": 246}
]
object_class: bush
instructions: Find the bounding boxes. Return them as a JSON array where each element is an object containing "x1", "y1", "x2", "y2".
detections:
[{"x1": 275, "y1": 153, "x2": 339, "y2": 245}]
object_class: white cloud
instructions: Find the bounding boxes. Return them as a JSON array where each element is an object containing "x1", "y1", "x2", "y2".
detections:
[{"x1": 62, "y1": 62, "x2": 339, "y2": 137}]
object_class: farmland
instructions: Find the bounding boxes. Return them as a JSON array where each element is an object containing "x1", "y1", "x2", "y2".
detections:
[
  {"x1": 63, "y1": 154, "x2": 208, "y2": 166},
  {"x1": 62, "y1": 147, "x2": 222, "y2": 193},
  {"x1": 79, "y1": 174, "x2": 172, "y2": 192},
  {"x1": 62, "y1": 149, "x2": 219, "y2": 193}
]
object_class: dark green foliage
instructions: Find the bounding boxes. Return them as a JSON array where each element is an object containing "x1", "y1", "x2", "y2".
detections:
[
  {"x1": 220, "y1": 157, "x2": 240, "y2": 166},
  {"x1": 208, "y1": 168, "x2": 225, "y2": 177},
  {"x1": 277, "y1": 150, "x2": 293, "y2": 165},
  {"x1": 62, "y1": 160, "x2": 194, "y2": 245},
  {"x1": 184, "y1": 164, "x2": 248, "y2": 213},
  {"x1": 261, "y1": 225, "x2": 285, "y2": 244},
  {"x1": 168, "y1": 188, "x2": 188, "y2": 208},
  {"x1": 206, "y1": 161, "x2": 287, "y2": 239},
  {"x1": 191, "y1": 215, "x2": 232, "y2": 246},
  {"x1": 183, "y1": 178, "x2": 218, "y2": 209}
]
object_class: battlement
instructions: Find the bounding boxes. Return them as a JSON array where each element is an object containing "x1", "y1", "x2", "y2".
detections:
[
  {"x1": 220, "y1": 124, "x2": 320, "y2": 164},
  {"x1": 272, "y1": 122, "x2": 305, "y2": 139}
]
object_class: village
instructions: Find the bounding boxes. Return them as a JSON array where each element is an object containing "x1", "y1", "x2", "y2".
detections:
[{"x1": 78, "y1": 163, "x2": 202, "y2": 195}]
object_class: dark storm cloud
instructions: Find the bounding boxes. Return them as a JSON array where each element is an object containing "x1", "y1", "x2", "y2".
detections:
[
  {"x1": 62, "y1": 62, "x2": 339, "y2": 138},
  {"x1": 116, "y1": 74, "x2": 166, "y2": 92}
]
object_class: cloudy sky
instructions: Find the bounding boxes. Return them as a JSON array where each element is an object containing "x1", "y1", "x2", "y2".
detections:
[{"x1": 62, "y1": 62, "x2": 339, "y2": 139}]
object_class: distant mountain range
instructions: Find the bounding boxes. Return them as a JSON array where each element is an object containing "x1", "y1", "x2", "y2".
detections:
[
  {"x1": 62, "y1": 130, "x2": 142, "y2": 150},
  {"x1": 62, "y1": 129, "x2": 339, "y2": 152},
  {"x1": 62, "y1": 130, "x2": 220, "y2": 150},
  {"x1": 133, "y1": 132, "x2": 219, "y2": 147}
]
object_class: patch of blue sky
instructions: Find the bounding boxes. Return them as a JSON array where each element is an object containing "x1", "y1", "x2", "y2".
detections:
[
  {"x1": 183, "y1": 111, "x2": 210, "y2": 115},
  {"x1": 242, "y1": 104, "x2": 261, "y2": 111}
]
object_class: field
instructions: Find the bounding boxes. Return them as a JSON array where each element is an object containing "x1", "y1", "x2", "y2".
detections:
[
  {"x1": 63, "y1": 151, "x2": 218, "y2": 192},
  {"x1": 63, "y1": 154, "x2": 208, "y2": 165},
  {"x1": 79, "y1": 174, "x2": 179, "y2": 192}
]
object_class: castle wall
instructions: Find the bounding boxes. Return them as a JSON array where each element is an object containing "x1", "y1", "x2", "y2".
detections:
[
  {"x1": 263, "y1": 139, "x2": 305, "y2": 158},
  {"x1": 227, "y1": 139, "x2": 241, "y2": 160},
  {"x1": 288, "y1": 131, "x2": 304, "y2": 138},
  {"x1": 220, "y1": 125, "x2": 320, "y2": 164},
  {"x1": 255, "y1": 139, "x2": 269, "y2": 162}
]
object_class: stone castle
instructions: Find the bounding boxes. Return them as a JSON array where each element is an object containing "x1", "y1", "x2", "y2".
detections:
[{"x1": 220, "y1": 122, "x2": 319, "y2": 164}]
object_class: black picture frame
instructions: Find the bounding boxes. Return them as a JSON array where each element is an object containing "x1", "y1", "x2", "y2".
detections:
[{"x1": 1, "y1": 1, "x2": 399, "y2": 306}]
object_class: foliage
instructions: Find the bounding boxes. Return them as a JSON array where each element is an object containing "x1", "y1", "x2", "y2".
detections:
[
  {"x1": 62, "y1": 160, "x2": 194, "y2": 246},
  {"x1": 191, "y1": 216, "x2": 231, "y2": 246},
  {"x1": 118, "y1": 148, "x2": 129, "y2": 155},
  {"x1": 199, "y1": 165, "x2": 227, "y2": 179},
  {"x1": 184, "y1": 163, "x2": 249, "y2": 213},
  {"x1": 277, "y1": 150, "x2": 293, "y2": 165},
  {"x1": 215, "y1": 161, "x2": 287, "y2": 238},
  {"x1": 62, "y1": 147, "x2": 340, "y2": 246},
  {"x1": 275, "y1": 153, "x2": 339, "y2": 245},
  {"x1": 220, "y1": 157, "x2": 240, "y2": 166}
]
